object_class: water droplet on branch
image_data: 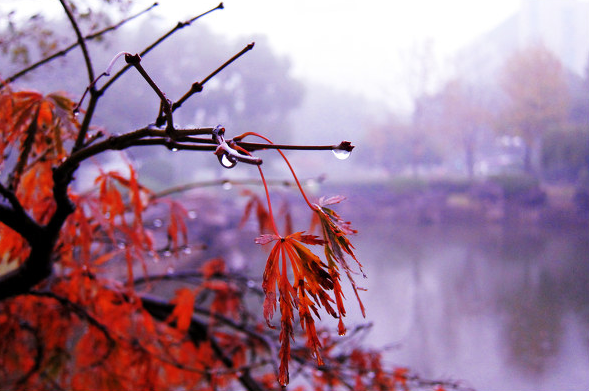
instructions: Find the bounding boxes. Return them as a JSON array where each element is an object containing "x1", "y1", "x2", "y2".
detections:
[
  {"x1": 218, "y1": 153, "x2": 237, "y2": 168},
  {"x1": 332, "y1": 149, "x2": 351, "y2": 160}
]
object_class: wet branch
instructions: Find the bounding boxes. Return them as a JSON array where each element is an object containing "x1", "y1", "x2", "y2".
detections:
[
  {"x1": 168, "y1": 42, "x2": 255, "y2": 122},
  {"x1": 98, "y1": 2, "x2": 224, "y2": 95}
]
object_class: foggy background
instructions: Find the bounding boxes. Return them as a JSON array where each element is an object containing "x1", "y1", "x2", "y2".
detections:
[{"x1": 1, "y1": 0, "x2": 588, "y2": 390}]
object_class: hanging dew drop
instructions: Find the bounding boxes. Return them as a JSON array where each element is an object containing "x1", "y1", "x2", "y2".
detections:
[
  {"x1": 218, "y1": 153, "x2": 237, "y2": 168},
  {"x1": 332, "y1": 149, "x2": 351, "y2": 160},
  {"x1": 171, "y1": 147, "x2": 179, "y2": 152},
  {"x1": 222, "y1": 181, "x2": 232, "y2": 190}
]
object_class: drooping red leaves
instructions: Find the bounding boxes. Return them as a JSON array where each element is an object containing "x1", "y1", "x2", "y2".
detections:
[
  {"x1": 312, "y1": 195, "x2": 366, "y2": 321},
  {"x1": 258, "y1": 232, "x2": 345, "y2": 385}
]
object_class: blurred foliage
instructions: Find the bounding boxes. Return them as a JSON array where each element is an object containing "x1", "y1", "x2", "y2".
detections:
[
  {"x1": 0, "y1": 0, "x2": 131, "y2": 67},
  {"x1": 542, "y1": 127, "x2": 589, "y2": 183},
  {"x1": 486, "y1": 173, "x2": 540, "y2": 198}
]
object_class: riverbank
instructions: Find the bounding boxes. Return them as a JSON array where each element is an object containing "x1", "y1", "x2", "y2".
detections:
[{"x1": 321, "y1": 175, "x2": 589, "y2": 228}]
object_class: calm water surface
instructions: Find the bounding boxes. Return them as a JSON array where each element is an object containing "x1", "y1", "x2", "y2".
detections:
[{"x1": 348, "y1": 219, "x2": 589, "y2": 391}]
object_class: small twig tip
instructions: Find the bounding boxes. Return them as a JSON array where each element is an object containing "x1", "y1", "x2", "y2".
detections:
[{"x1": 339, "y1": 141, "x2": 354, "y2": 152}]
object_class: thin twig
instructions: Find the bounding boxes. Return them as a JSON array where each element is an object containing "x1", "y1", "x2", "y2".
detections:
[
  {"x1": 8, "y1": 107, "x2": 39, "y2": 191},
  {"x1": 3, "y1": 2, "x2": 158, "y2": 85},
  {"x1": 123, "y1": 53, "x2": 177, "y2": 137},
  {"x1": 99, "y1": 2, "x2": 224, "y2": 95},
  {"x1": 170, "y1": 42, "x2": 255, "y2": 116},
  {"x1": 150, "y1": 175, "x2": 325, "y2": 199},
  {"x1": 59, "y1": 0, "x2": 95, "y2": 84}
]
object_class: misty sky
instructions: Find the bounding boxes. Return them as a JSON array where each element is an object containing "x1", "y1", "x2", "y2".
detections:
[{"x1": 152, "y1": 0, "x2": 523, "y2": 110}]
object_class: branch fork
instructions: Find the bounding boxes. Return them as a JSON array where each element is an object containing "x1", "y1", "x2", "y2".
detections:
[{"x1": 213, "y1": 126, "x2": 262, "y2": 168}]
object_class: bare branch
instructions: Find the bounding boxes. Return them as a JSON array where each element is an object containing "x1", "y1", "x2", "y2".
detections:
[
  {"x1": 59, "y1": 0, "x2": 95, "y2": 84},
  {"x1": 3, "y1": 2, "x2": 158, "y2": 85},
  {"x1": 8, "y1": 108, "x2": 39, "y2": 191},
  {"x1": 170, "y1": 42, "x2": 255, "y2": 116},
  {"x1": 213, "y1": 126, "x2": 262, "y2": 167},
  {"x1": 123, "y1": 53, "x2": 177, "y2": 137},
  {"x1": 99, "y1": 2, "x2": 224, "y2": 95},
  {"x1": 237, "y1": 139, "x2": 354, "y2": 153}
]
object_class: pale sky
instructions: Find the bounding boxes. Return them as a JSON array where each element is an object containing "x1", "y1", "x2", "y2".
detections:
[
  {"x1": 4, "y1": 0, "x2": 523, "y2": 110},
  {"x1": 153, "y1": 0, "x2": 522, "y2": 109}
]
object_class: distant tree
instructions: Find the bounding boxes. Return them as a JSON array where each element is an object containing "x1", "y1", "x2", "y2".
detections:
[
  {"x1": 401, "y1": 40, "x2": 444, "y2": 175},
  {"x1": 499, "y1": 44, "x2": 570, "y2": 174},
  {"x1": 568, "y1": 55, "x2": 589, "y2": 129},
  {"x1": 437, "y1": 78, "x2": 490, "y2": 178},
  {"x1": 0, "y1": 2, "x2": 464, "y2": 391}
]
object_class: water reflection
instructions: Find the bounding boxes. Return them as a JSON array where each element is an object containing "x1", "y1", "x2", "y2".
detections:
[{"x1": 351, "y1": 221, "x2": 589, "y2": 391}]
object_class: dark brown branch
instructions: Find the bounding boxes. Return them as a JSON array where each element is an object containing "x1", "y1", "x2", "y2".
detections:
[
  {"x1": 123, "y1": 53, "x2": 177, "y2": 136},
  {"x1": 170, "y1": 42, "x2": 255, "y2": 116},
  {"x1": 0, "y1": 180, "x2": 72, "y2": 301},
  {"x1": 99, "y1": 2, "x2": 224, "y2": 95},
  {"x1": 0, "y1": 231, "x2": 56, "y2": 301},
  {"x1": 59, "y1": 0, "x2": 95, "y2": 84},
  {"x1": 3, "y1": 2, "x2": 158, "y2": 85},
  {"x1": 8, "y1": 108, "x2": 39, "y2": 191},
  {"x1": 59, "y1": 124, "x2": 353, "y2": 176},
  {"x1": 237, "y1": 140, "x2": 354, "y2": 153},
  {"x1": 0, "y1": 181, "x2": 45, "y2": 249},
  {"x1": 58, "y1": 127, "x2": 216, "y2": 174},
  {"x1": 72, "y1": 85, "x2": 102, "y2": 152}
]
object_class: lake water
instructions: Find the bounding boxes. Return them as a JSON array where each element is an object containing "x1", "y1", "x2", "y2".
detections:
[{"x1": 347, "y1": 219, "x2": 589, "y2": 391}]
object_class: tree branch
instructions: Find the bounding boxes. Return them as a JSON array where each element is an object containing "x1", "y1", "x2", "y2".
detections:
[
  {"x1": 123, "y1": 53, "x2": 177, "y2": 137},
  {"x1": 98, "y1": 2, "x2": 224, "y2": 95},
  {"x1": 8, "y1": 108, "x2": 39, "y2": 191},
  {"x1": 140, "y1": 294, "x2": 267, "y2": 391},
  {"x1": 59, "y1": 0, "x2": 95, "y2": 84},
  {"x1": 3, "y1": 2, "x2": 158, "y2": 85},
  {"x1": 169, "y1": 42, "x2": 255, "y2": 119}
]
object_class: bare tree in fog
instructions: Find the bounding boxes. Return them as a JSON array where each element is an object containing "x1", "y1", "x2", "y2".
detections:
[{"x1": 437, "y1": 78, "x2": 491, "y2": 178}]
